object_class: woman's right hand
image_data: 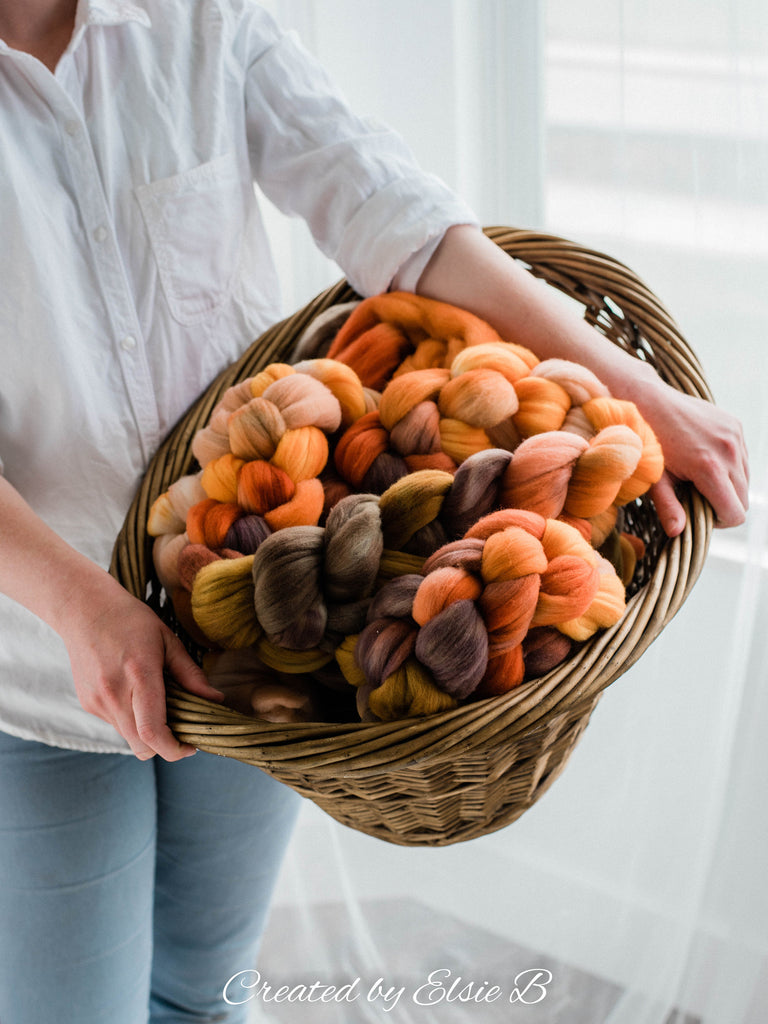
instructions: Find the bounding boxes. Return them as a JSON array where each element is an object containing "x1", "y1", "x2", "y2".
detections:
[
  {"x1": 60, "y1": 575, "x2": 225, "y2": 761},
  {"x1": 0, "y1": 475, "x2": 223, "y2": 761}
]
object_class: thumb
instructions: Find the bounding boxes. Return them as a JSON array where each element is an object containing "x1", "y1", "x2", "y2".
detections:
[
  {"x1": 162, "y1": 629, "x2": 225, "y2": 702},
  {"x1": 649, "y1": 472, "x2": 687, "y2": 538}
]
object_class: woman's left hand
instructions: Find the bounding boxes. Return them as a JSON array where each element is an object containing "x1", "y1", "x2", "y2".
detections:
[{"x1": 639, "y1": 382, "x2": 749, "y2": 536}]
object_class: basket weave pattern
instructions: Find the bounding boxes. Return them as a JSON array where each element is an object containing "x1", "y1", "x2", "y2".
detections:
[{"x1": 111, "y1": 228, "x2": 713, "y2": 846}]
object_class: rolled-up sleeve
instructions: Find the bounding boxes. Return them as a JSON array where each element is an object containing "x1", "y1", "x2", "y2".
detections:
[{"x1": 242, "y1": 19, "x2": 478, "y2": 296}]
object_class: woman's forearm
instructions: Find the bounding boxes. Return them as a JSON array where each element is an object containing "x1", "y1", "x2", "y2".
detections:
[
  {"x1": 0, "y1": 474, "x2": 222, "y2": 759},
  {"x1": 0, "y1": 475, "x2": 116, "y2": 635},
  {"x1": 416, "y1": 226, "x2": 749, "y2": 534},
  {"x1": 416, "y1": 225, "x2": 662, "y2": 401}
]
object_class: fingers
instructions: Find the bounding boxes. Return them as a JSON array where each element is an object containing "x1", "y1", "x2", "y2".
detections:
[
  {"x1": 651, "y1": 461, "x2": 748, "y2": 537},
  {"x1": 709, "y1": 477, "x2": 749, "y2": 530},
  {"x1": 162, "y1": 629, "x2": 225, "y2": 703},
  {"x1": 99, "y1": 658, "x2": 196, "y2": 762},
  {"x1": 75, "y1": 634, "x2": 223, "y2": 763},
  {"x1": 118, "y1": 632, "x2": 225, "y2": 762},
  {"x1": 639, "y1": 385, "x2": 749, "y2": 534},
  {"x1": 129, "y1": 681, "x2": 197, "y2": 762},
  {"x1": 709, "y1": 424, "x2": 750, "y2": 526},
  {"x1": 649, "y1": 473, "x2": 687, "y2": 538},
  {"x1": 651, "y1": 469, "x2": 749, "y2": 537},
  {"x1": 691, "y1": 450, "x2": 749, "y2": 530},
  {"x1": 64, "y1": 580, "x2": 230, "y2": 761},
  {"x1": 730, "y1": 435, "x2": 750, "y2": 521}
]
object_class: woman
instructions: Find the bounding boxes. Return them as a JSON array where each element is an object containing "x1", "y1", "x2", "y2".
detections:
[{"x1": 0, "y1": 1, "x2": 748, "y2": 1022}]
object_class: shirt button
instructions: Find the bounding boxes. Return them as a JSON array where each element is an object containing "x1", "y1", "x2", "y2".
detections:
[
  {"x1": 64, "y1": 119, "x2": 80, "y2": 136},
  {"x1": 120, "y1": 335, "x2": 137, "y2": 352},
  {"x1": 92, "y1": 225, "x2": 108, "y2": 243}
]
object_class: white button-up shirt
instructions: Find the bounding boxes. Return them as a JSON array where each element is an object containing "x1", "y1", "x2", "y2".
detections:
[{"x1": 0, "y1": 0, "x2": 476, "y2": 752}]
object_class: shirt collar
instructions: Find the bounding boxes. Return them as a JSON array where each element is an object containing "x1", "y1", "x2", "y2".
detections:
[
  {"x1": 75, "y1": 0, "x2": 152, "y2": 32},
  {"x1": 0, "y1": 2, "x2": 149, "y2": 57}
]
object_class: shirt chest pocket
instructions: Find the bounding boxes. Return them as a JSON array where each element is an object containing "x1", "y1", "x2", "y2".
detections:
[{"x1": 135, "y1": 152, "x2": 245, "y2": 326}]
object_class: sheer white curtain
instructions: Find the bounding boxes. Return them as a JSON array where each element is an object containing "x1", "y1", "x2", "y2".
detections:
[{"x1": 250, "y1": 3, "x2": 768, "y2": 1023}]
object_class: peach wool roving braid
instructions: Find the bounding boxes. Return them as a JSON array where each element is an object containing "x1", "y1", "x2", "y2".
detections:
[{"x1": 147, "y1": 357, "x2": 368, "y2": 569}]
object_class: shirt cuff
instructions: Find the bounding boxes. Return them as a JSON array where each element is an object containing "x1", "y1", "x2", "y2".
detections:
[
  {"x1": 389, "y1": 233, "x2": 445, "y2": 294},
  {"x1": 335, "y1": 177, "x2": 480, "y2": 297}
]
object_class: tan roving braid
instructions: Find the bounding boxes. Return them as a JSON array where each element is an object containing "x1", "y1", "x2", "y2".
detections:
[{"x1": 110, "y1": 228, "x2": 713, "y2": 846}]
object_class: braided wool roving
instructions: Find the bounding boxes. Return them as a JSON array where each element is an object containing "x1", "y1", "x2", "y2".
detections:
[
  {"x1": 149, "y1": 359, "x2": 364, "y2": 562},
  {"x1": 326, "y1": 291, "x2": 533, "y2": 387},
  {"x1": 146, "y1": 292, "x2": 660, "y2": 724},
  {"x1": 346, "y1": 506, "x2": 625, "y2": 720},
  {"x1": 331, "y1": 339, "x2": 663, "y2": 543}
]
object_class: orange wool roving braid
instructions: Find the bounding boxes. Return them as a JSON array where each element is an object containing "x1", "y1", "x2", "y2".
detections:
[
  {"x1": 581, "y1": 397, "x2": 665, "y2": 504},
  {"x1": 186, "y1": 358, "x2": 364, "y2": 509},
  {"x1": 353, "y1": 507, "x2": 626, "y2": 717},
  {"x1": 330, "y1": 339, "x2": 537, "y2": 493},
  {"x1": 186, "y1": 499, "x2": 242, "y2": 548},
  {"x1": 326, "y1": 291, "x2": 517, "y2": 389},
  {"x1": 210, "y1": 367, "x2": 339, "y2": 522},
  {"x1": 500, "y1": 358, "x2": 664, "y2": 528}
]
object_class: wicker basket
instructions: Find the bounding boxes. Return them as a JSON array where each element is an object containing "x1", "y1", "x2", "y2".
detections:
[{"x1": 111, "y1": 227, "x2": 713, "y2": 847}]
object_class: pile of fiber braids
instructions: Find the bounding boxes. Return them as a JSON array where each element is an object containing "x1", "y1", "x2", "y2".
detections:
[
  {"x1": 148, "y1": 360, "x2": 370, "y2": 585},
  {"x1": 146, "y1": 358, "x2": 376, "y2": 720},
  {"x1": 146, "y1": 291, "x2": 660, "y2": 723},
  {"x1": 160, "y1": 469, "x2": 626, "y2": 721},
  {"x1": 324, "y1": 293, "x2": 663, "y2": 546},
  {"x1": 349, "y1": 506, "x2": 626, "y2": 720}
]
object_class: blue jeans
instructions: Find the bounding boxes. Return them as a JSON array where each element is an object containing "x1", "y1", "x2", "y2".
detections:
[{"x1": 0, "y1": 730, "x2": 301, "y2": 1024}]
